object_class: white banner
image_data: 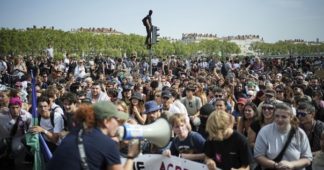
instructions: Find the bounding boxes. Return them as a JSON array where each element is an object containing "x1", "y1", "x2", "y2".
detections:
[{"x1": 122, "y1": 154, "x2": 208, "y2": 170}]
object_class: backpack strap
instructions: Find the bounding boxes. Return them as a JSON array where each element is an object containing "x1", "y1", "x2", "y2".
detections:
[{"x1": 50, "y1": 110, "x2": 55, "y2": 128}]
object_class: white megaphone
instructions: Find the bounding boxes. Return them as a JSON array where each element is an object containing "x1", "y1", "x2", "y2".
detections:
[{"x1": 117, "y1": 118, "x2": 171, "y2": 147}]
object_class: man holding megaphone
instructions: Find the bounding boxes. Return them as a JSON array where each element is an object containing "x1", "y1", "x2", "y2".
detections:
[{"x1": 47, "y1": 102, "x2": 140, "y2": 170}]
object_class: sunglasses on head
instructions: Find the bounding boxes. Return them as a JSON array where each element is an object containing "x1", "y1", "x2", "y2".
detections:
[{"x1": 297, "y1": 112, "x2": 308, "y2": 117}]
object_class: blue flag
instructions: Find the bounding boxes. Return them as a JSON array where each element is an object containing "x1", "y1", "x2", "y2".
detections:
[{"x1": 25, "y1": 72, "x2": 52, "y2": 170}]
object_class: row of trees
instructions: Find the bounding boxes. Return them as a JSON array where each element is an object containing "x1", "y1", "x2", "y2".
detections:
[
  {"x1": 0, "y1": 28, "x2": 323, "y2": 59},
  {"x1": 0, "y1": 28, "x2": 240, "y2": 59},
  {"x1": 251, "y1": 41, "x2": 324, "y2": 56}
]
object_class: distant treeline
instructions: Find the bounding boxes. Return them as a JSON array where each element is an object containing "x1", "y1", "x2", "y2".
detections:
[{"x1": 0, "y1": 28, "x2": 323, "y2": 59}]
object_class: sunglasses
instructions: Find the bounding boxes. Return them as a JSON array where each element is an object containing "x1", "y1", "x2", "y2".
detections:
[
  {"x1": 215, "y1": 95, "x2": 223, "y2": 98},
  {"x1": 16, "y1": 85, "x2": 23, "y2": 88},
  {"x1": 262, "y1": 106, "x2": 274, "y2": 111},
  {"x1": 297, "y1": 112, "x2": 308, "y2": 117}
]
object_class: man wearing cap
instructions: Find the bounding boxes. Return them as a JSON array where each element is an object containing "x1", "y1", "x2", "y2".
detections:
[
  {"x1": 0, "y1": 97, "x2": 32, "y2": 168},
  {"x1": 120, "y1": 84, "x2": 132, "y2": 106},
  {"x1": 141, "y1": 101, "x2": 164, "y2": 154},
  {"x1": 162, "y1": 89, "x2": 190, "y2": 125},
  {"x1": 144, "y1": 100, "x2": 162, "y2": 124},
  {"x1": 47, "y1": 101, "x2": 139, "y2": 170},
  {"x1": 257, "y1": 89, "x2": 282, "y2": 113}
]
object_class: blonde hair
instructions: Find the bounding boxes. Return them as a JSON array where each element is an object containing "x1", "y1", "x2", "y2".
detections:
[
  {"x1": 206, "y1": 110, "x2": 233, "y2": 141},
  {"x1": 169, "y1": 113, "x2": 191, "y2": 131}
]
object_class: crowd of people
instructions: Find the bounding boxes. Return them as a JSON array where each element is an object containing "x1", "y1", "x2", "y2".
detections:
[{"x1": 0, "y1": 52, "x2": 323, "y2": 170}]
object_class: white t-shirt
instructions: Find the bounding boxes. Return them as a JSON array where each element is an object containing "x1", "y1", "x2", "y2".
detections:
[
  {"x1": 254, "y1": 123, "x2": 312, "y2": 170},
  {"x1": 39, "y1": 112, "x2": 64, "y2": 145}
]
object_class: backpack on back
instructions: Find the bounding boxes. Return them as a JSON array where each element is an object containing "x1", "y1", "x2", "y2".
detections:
[{"x1": 38, "y1": 106, "x2": 67, "y2": 130}]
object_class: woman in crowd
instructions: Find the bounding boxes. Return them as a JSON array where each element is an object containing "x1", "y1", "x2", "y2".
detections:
[
  {"x1": 128, "y1": 92, "x2": 146, "y2": 124},
  {"x1": 162, "y1": 113, "x2": 205, "y2": 162},
  {"x1": 247, "y1": 100, "x2": 276, "y2": 149},
  {"x1": 237, "y1": 102, "x2": 258, "y2": 137},
  {"x1": 204, "y1": 110, "x2": 252, "y2": 170},
  {"x1": 195, "y1": 82, "x2": 208, "y2": 105},
  {"x1": 254, "y1": 103, "x2": 312, "y2": 170}
]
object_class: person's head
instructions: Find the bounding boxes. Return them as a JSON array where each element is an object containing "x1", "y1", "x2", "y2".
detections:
[
  {"x1": 236, "y1": 98, "x2": 247, "y2": 112},
  {"x1": 122, "y1": 85, "x2": 132, "y2": 99},
  {"x1": 45, "y1": 86, "x2": 58, "y2": 105},
  {"x1": 275, "y1": 85, "x2": 285, "y2": 101},
  {"x1": 206, "y1": 110, "x2": 234, "y2": 141},
  {"x1": 296, "y1": 102, "x2": 316, "y2": 126},
  {"x1": 37, "y1": 95, "x2": 51, "y2": 118},
  {"x1": 169, "y1": 113, "x2": 191, "y2": 139},
  {"x1": 148, "y1": 10, "x2": 153, "y2": 16},
  {"x1": 130, "y1": 92, "x2": 143, "y2": 106},
  {"x1": 8, "y1": 97, "x2": 22, "y2": 117},
  {"x1": 264, "y1": 89, "x2": 276, "y2": 102},
  {"x1": 274, "y1": 102, "x2": 298, "y2": 131},
  {"x1": 214, "y1": 99, "x2": 227, "y2": 112},
  {"x1": 261, "y1": 100, "x2": 276, "y2": 122},
  {"x1": 91, "y1": 82, "x2": 102, "y2": 96},
  {"x1": 213, "y1": 87, "x2": 224, "y2": 100},
  {"x1": 185, "y1": 84, "x2": 196, "y2": 98},
  {"x1": 115, "y1": 100, "x2": 129, "y2": 113},
  {"x1": 0, "y1": 90, "x2": 10, "y2": 108},
  {"x1": 144, "y1": 101, "x2": 162, "y2": 124},
  {"x1": 242, "y1": 102, "x2": 258, "y2": 120},
  {"x1": 91, "y1": 101, "x2": 129, "y2": 137},
  {"x1": 15, "y1": 82, "x2": 23, "y2": 91},
  {"x1": 61, "y1": 92, "x2": 78, "y2": 113},
  {"x1": 161, "y1": 90, "x2": 174, "y2": 110},
  {"x1": 153, "y1": 90, "x2": 162, "y2": 104},
  {"x1": 199, "y1": 104, "x2": 215, "y2": 125}
]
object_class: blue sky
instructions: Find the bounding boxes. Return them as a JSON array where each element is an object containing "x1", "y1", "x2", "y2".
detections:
[{"x1": 0, "y1": 0, "x2": 323, "y2": 43}]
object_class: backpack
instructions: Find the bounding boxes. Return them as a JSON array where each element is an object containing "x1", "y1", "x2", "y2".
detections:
[
  {"x1": 142, "y1": 17, "x2": 147, "y2": 26},
  {"x1": 38, "y1": 106, "x2": 67, "y2": 130}
]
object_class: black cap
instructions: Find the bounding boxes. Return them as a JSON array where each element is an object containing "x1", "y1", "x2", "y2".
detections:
[{"x1": 162, "y1": 90, "x2": 172, "y2": 98}]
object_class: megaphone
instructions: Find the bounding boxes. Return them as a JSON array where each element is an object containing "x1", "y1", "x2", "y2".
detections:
[{"x1": 117, "y1": 118, "x2": 171, "y2": 147}]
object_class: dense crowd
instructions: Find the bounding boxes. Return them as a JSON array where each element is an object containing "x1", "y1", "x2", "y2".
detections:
[{"x1": 0, "y1": 52, "x2": 324, "y2": 170}]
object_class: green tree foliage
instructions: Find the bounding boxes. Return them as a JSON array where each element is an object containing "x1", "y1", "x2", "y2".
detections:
[
  {"x1": 0, "y1": 28, "x2": 242, "y2": 58},
  {"x1": 251, "y1": 41, "x2": 324, "y2": 56}
]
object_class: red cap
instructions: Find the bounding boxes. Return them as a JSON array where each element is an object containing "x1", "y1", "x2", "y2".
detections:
[{"x1": 237, "y1": 98, "x2": 247, "y2": 105}]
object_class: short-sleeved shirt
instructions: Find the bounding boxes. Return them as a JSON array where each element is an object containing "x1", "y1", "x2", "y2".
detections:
[
  {"x1": 254, "y1": 123, "x2": 313, "y2": 169},
  {"x1": 204, "y1": 131, "x2": 252, "y2": 170},
  {"x1": 170, "y1": 131, "x2": 205, "y2": 156},
  {"x1": 47, "y1": 128, "x2": 121, "y2": 170}
]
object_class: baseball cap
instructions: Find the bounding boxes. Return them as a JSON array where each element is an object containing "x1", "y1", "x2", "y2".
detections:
[
  {"x1": 93, "y1": 101, "x2": 129, "y2": 121},
  {"x1": 237, "y1": 98, "x2": 247, "y2": 105},
  {"x1": 162, "y1": 90, "x2": 172, "y2": 98}
]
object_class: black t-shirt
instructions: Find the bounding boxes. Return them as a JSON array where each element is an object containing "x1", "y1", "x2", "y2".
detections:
[
  {"x1": 47, "y1": 128, "x2": 121, "y2": 170},
  {"x1": 204, "y1": 131, "x2": 252, "y2": 170},
  {"x1": 250, "y1": 120, "x2": 262, "y2": 136}
]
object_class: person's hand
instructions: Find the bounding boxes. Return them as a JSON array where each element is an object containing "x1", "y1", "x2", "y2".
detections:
[
  {"x1": 127, "y1": 139, "x2": 141, "y2": 159},
  {"x1": 278, "y1": 160, "x2": 294, "y2": 170},
  {"x1": 205, "y1": 159, "x2": 217, "y2": 170},
  {"x1": 162, "y1": 149, "x2": 171, "y2": 157},
  {"x1": 29, "y1": 126, "x2": 45, "y2": 134}
]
